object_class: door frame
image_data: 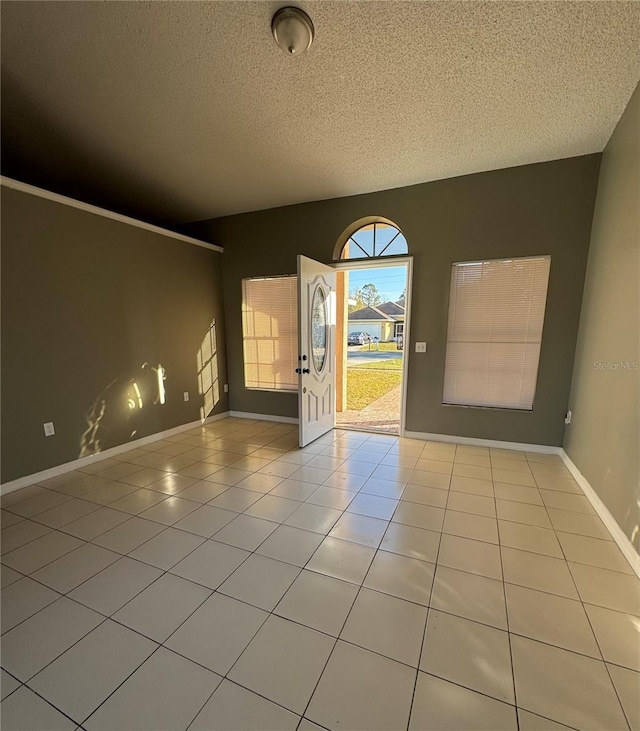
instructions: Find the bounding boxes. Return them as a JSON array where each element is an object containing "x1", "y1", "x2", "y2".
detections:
[{"x1": 332, "y1": 256, "x2": 413, "y2": 436}]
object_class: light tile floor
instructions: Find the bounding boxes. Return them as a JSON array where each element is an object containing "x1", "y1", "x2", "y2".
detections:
[{"x1": 1, "y1": 418, "x2": 639, "y2": 731}]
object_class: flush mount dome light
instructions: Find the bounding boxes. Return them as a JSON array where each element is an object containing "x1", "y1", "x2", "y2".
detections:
[{"x1": 271, "y1": 7, "x2": 314, "y2": 56}]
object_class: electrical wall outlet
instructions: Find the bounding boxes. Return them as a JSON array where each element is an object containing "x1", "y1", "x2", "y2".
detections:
[
  {"x1": 415, "y1": 342, "x2": 427, "y2": 353},
  {"x1": 564, "y1": 410, "x2": 572, "y2": 424},
  {"x1": 224, "y1": 384, "x2": 229, "y2": 393},
  {"x1": 43, "y1": 421, "x2": 55, "y2": 437},
  {"x1": 183, "y1": 392, "x2": 189, "y2": 402}
]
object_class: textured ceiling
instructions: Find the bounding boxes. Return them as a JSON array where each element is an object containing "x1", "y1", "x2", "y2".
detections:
[{"x1": 2, "y1": 1, "x2": 640, "y2": 225}]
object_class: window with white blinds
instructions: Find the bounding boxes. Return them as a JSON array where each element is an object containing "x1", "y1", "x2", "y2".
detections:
[
  {"x1": 443, "y1": 256, "x2": 551, "y2": 410},
  {"x1": 242, "y1": 276, "x2": 298, "y2": 391}
]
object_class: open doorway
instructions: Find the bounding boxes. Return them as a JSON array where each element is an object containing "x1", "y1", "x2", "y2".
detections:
[{"x1": 335, "y1": 260, "x2": 410, "y2": 435}]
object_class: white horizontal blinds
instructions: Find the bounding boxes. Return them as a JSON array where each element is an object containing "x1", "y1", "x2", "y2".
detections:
[
  {"x1": 443, "y1": 256, "x2": 551, "y2": 410},
  {"x1": 242, "y1": 276, "x2": 298, "y2": 391}
]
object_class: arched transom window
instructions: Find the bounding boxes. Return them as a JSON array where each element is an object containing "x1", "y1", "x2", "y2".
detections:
[{"x1": 339, "y1": 221, "x2": 408, "y2": 260}]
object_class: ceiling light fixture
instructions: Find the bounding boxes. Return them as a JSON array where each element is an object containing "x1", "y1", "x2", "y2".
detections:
[{"x1": 271, "y1": 7, "x2": 314, "y2": 56}]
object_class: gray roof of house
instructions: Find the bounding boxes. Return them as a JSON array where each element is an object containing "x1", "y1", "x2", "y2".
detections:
[
  {"x1": 348, "y1": 305, "x2": 394, "y2": 321},
  {"x1": 377, "y1": 301, "x2": 405, "y2": 317},
  {"x1": 349, "y1": 301, "x2": 405, "y2": 321}
]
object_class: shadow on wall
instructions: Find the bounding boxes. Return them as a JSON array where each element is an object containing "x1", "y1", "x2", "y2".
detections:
[
  {"x1": 198, "y1": 319, "x2": 220, "y2": 422},
  {"x1": 79, "y1": 362, "x2": 167, "y2": 457},
  {"x1": 77, "y1": 321, "x2": 220, "y2": 457}
]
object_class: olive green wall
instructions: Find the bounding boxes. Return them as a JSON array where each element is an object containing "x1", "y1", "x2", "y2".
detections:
[
  {"x1": 184, "y1": 155, "x2": 600, "y2": 446},
  {"x1": 1, "y1": 187, "x2": 229, "y2": 483},
  {"x1": 564, "y1": 83, "x2": 640, "y2": 550}
]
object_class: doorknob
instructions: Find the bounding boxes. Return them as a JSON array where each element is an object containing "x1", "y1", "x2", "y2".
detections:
[
  {"x1": 295, "y1": 368, "x2": 302, "y2": 374},
  {"x1": 302, "y1": 368, "x2": 310, "y2": 374}
]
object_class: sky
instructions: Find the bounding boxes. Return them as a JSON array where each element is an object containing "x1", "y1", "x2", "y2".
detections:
[{"x1": 347, "y1": 265, "x2": 407, "y2": 304}]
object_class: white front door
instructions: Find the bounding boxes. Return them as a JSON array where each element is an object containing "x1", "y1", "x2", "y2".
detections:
[{"x1": 297, "y1": 255, "x2": 336, "y2": 447}]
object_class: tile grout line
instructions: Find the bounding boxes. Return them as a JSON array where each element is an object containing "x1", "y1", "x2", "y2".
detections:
[
  {"x1": 405, "y1": 442, "x2": 448, "y2": 731},
  {"x1": 7, "y1": 672, "x2": 84, "y2": 728},
  {"x1": 82, "y1": 503, "x2": 300, "y2": 731},
  {"x1": 534, "y1": 452, "x2": 634, "y2": 728},
  {"x1": 295, "y1": 480, "x2": 403, "y2": 729},
  {"x1": 3, "y1": 497, "x2": 631, "y2": 633},
  {"x1": 3, "y1": 422, "x2": 638, "y2": 730},
  {"x1": 536, "y1": 469, "x2": 634, "y2": 731},
  {"x1": 493, "y1": 448, "x2": 521, "y2": 731},
  {"x1": 5, "y1": 452, "x2": 628, "y2": 628},
  {"x1": 207, "y1": 428, "x2": 398, "y2": 727},
  {"x1": 12, "y1": 513, "x2": 621, "y2": 655},
  {"x1": 12, "y1": 431, "x2": 290, "y2": 724}
]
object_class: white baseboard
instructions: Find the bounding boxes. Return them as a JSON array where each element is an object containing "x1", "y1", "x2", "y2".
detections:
[
  {"x1": 560, "y1": 450, "x2": 640, "y2": 579},
  {"x1": 0, "y1": 411, "x2": 230, "y2": 496},
  {"x1": 403, "y1": 431, "x2": 561, "y2": 455},
  {"x1": 229, "y1": 411, "x2": 299, "y2": 425}
]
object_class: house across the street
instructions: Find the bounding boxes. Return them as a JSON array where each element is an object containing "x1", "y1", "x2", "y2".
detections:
[{"x1": 348, "y1": 300, "x2": 405, "y2": 342}]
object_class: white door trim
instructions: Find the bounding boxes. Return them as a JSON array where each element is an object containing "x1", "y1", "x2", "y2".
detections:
[{"x1": 333, "y1": 256, "x2": 413, "y2": 436}]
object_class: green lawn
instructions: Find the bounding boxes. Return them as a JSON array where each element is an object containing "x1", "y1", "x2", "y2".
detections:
[
  {"x1": 346, "y1": 369, "x2": 402, "y2": 410},
  {"x1": 350, "y1": 358, "x2": 403, "y2": 371}
]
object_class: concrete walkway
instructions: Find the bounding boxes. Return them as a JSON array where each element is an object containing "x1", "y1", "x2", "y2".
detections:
[
  {"x1": 337, "y1": 384, "x2": 402, "y2": 434},
  {"x1": 346, "y1": 351, "x2": 402, "y2": 364}
]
